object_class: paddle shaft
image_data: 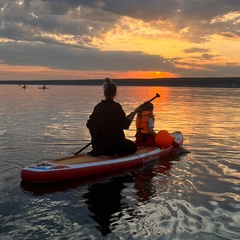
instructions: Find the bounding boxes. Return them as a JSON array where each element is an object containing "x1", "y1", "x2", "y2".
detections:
[
  {"x1": 74, "y1": 142, "x2": 91, "y2": 155},
  {"x1": 140, "y1": 93, "x2": 160, "y2": 107},
  {"x1": 149, "y1": 93, "x2": 160, "y2": 102}
]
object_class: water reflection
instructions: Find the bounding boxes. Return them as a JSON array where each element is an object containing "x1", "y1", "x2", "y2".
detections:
[
  {"x1": 83, "y1": 159, "x2": 174, "y2": 236},
  {"x1": 83, "y1": 175, "x2": 132, "y2": 236},
  {"x1": 134, "y1": 159, "x2": 173, "y2": 202},
  {"x1": 21, "y1": 157, "x2": 175, "y2": 236}
]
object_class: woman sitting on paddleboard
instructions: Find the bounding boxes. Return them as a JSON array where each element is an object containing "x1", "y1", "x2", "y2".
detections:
[
  {"x1": 86, "y1": 78, "x2": 141, "y2": 157},
  {"x1": 135, "y1": 102, "x2": 190, "y2": 153}
]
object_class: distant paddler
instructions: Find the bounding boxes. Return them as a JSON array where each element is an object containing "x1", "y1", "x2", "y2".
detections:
[{"x1": 39, "y1": 85, "x2": 48, "y2": 89}]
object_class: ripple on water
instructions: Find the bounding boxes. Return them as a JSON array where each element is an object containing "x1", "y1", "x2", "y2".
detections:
[
  {"x1": 98, "y1": 155, "x2": 240, "y2": 239},
  {"x1": 105, "y1": 196, "x2": 240, "y2": 240}
]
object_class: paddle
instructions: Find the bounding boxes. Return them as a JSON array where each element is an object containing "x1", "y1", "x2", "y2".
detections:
[
  {"x1": 73, "y1": 93, "x2": 160, "y2": 155},
  {"x1": 73, "y1": 142, "x2": 91, "y2": 155},
  {"x1": 139, "y1": 93, "x2": 160, "y2": 108}
]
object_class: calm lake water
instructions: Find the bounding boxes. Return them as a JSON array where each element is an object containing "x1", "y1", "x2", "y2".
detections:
[{"x1": 0, "y1": 85, "x2": 239, "y2": 240}]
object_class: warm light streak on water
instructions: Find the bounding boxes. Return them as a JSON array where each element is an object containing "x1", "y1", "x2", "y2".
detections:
[{"x1": 0, "y1": 85, "x2": 239, "y2": 239}]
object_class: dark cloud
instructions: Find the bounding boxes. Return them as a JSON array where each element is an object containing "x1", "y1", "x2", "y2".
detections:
[
  {"x1": 0, "y1": 0, "x2": 118, "y2": 38},
  {"x1": 44, "y1": 0, "x2": 240, "y2": 27},
  {"x1": 195, "y1": 63, "x2": 240, "y2": 77},
  {"x1": 183, "y1": 48, "x2": 209, "y2": 54},
  {"x1": 0, "y1": 42, "x2": 175, "y2": 73},
  {"x1": 40, "y1": 0, "x2": 240, "y2": 22},
  {"x1": 201, "y1": 54, "x2": 214, "y2": 60}
]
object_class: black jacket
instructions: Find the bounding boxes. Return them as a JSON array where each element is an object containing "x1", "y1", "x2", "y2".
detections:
[{"x1": 86, "y1": 99, "x2": 131, "y2": 156}]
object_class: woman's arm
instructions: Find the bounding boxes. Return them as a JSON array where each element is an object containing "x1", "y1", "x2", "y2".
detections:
[{"x1": 127, "y1": 106, "x2": 142, "y2": 123}]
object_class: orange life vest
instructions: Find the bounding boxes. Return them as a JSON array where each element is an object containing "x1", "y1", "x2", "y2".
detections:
[{"x1": 136, "y1": 111, "x2": 152, "y2": 134}]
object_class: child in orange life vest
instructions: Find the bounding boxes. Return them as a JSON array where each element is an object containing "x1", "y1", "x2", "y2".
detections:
[
  {"x1": 135, "y1": 102, "x2": 190, "y2": 153},
  {"x1": 135, "y1": 102, "x2": 157, "y2": 147}
]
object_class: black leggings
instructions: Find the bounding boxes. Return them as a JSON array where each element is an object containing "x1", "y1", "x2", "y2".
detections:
[{"x1": 117, "y1": 139, "x2": 137, "y2": 156}]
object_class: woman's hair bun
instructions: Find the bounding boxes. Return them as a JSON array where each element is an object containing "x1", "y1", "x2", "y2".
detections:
[
  {"x1": 105, "y1": 78, "x2": 112, "y2": 83},
  {"x1": 103, "y1": 78, "x2": 117, "y2": 99}
]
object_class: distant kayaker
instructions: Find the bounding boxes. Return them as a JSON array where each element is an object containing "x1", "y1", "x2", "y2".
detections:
[{"x1": 86, "y1": 78, "x2": 141, "y2": 157}]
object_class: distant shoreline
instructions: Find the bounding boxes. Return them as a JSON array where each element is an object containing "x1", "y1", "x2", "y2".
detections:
[{"x1": 0, "y1": 77, "x2": 240, "y2": 88}]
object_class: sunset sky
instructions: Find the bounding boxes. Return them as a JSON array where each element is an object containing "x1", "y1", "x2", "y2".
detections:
[{"x1": 0, "y1": 0, "x2": 240, "y2": 80}]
